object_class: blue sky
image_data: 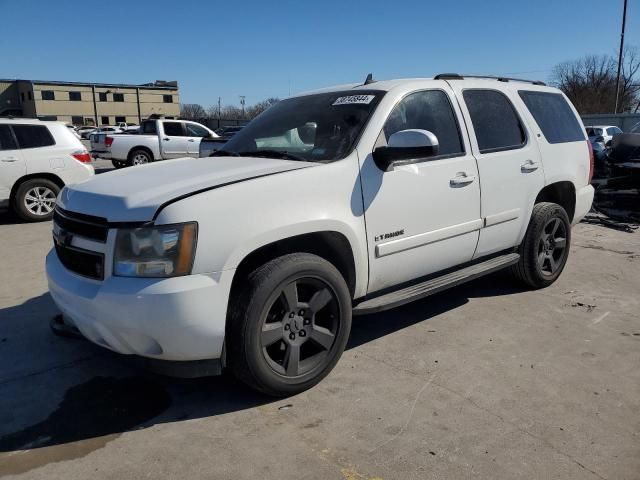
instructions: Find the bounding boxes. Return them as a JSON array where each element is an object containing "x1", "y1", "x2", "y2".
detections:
[{"x1": 1, "y1": 0, "x2": 638, "y2": 109}]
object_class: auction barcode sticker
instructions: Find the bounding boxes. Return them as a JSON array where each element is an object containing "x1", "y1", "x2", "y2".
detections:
[{"x1": 332, "y1": 95, "x2": 375, "y2": 106}]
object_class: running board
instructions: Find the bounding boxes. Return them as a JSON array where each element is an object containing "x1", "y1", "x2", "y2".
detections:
[{"x1": 353, "y1": 252, "x2": 520, "y2": 315}]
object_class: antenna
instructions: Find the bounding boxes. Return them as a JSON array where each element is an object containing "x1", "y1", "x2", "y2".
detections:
[{"x1": 363, "y1": 73, "x2": 375, "y2": 85}]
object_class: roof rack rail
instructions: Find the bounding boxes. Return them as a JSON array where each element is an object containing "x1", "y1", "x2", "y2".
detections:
[{"x1": 434, "y1": 73, "x2": 546, "y2": 86}]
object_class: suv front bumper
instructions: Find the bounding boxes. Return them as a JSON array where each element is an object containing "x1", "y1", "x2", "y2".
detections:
[{"x1": 46, "y1": 250, "x2": 234, "y2": 362}]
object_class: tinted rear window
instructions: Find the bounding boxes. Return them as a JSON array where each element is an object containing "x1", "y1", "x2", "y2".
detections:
[
  {"x1": 462, "y1": 89, "x2": 525, "y2": 153},
  {"x1": 518, "y1": 91, "x2": 585, "y2": 144},
  {"x1": 141, "y1": 121, "x2": 157, "y2": 134},
  {"x1": 12, "y1": 125, "x2": 56, "y2": 149}
]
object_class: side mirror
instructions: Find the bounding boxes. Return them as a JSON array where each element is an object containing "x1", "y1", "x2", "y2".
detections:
[{"x1": 372, "y1": 129, "x2": 439, "y2": 171}]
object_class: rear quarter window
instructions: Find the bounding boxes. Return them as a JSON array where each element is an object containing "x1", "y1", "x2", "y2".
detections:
[
  {"x1": 12, "y1": 125, "x2": 56, "y2": 149},
  {"x1": 518, "y1": 91, "x2": 585, "y2": 144}
]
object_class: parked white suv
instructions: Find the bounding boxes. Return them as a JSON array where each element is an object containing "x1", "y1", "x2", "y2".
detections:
[
  {"x1": 0, "y1": 119, "x2": 94, "y2": 221},
  {"x1": 46, "y1": 75, "x2": 594, "y2": 396}
]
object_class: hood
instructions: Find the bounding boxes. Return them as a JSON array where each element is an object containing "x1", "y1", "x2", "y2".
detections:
[{"x1": 58, "y1": 156, "x2": 315, "y2": 222}]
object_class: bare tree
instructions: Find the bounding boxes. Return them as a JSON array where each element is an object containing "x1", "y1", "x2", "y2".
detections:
[
  {"x1": 551, "y1": 47, "x2": 640, "y2": 114},
  {"x1": 221, "y1": 105, "x2": 243, "y2": 118},
  {"x1": 180, "y1": 103, "x2": 206, "y2": 120},
  {"x1": 246, "y1": 98, "x2": 280, "y2": 118}
]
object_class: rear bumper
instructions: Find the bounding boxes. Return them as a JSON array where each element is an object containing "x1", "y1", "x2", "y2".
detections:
[
  {"x1": 46, "y1": 250, "x2": 234, "y2": 362},
  {"x1": 90, "y1": 150, "x2": 111, "y2": 159},
  {"x1": 573, "y1": 184, "x2": 595, "y2": 225}
]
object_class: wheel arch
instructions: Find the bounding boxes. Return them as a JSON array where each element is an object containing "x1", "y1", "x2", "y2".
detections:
[
  {"x1": 127, "y1": 146, "x2": 155, "y2": 162},
  {"x1": 10, "y1": 173, "x2": 65, "y2": 204},
  {"x1": 535, "y1": 181, "x2": 576, "y2": 222},
  {"x1": 229, "y1": 231, "x2": 358, "y2": 302}
]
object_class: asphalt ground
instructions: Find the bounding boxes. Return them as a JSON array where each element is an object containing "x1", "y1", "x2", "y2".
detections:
[{"x1": 0, "y1": 160, "x2": 638, "y2": 479}]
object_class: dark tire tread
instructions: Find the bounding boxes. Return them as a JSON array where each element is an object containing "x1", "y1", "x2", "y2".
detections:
[
  {"x1": 227, "y1": 253, "x2": 351, "y2": 397},
  {"x1": 510, "y1": 202, "x2": 571, "y2": 289}
]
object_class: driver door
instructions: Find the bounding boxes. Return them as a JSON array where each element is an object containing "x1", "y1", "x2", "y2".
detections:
[
  {"x1": 160, "y1": 121, "x2": 190, "y2": 158},
  {"x1": 360, "y1": 88, "x2": 482, "y2": 293},
  {"x1": 185, "y1": 122, "x2": 211, "y2": 156}
]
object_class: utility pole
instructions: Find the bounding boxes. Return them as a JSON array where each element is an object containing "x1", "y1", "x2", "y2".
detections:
[
  {"x1": 239, "y1": 95, "x2": 246, "y2": 118},
  {"x1": 217, "y1": 96, "x2": 221, "y2": 129},
  {"x1": 614, "y1": 0, "x2": 628, "y2": 114}
]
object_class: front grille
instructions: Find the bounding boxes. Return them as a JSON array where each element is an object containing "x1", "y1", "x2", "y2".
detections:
[
  {"x1": 53, "y1": 207, "x2": 109, "y2": 242},
  {"x1": 55, "y1": 243, "x2": 105, "y2": 280}
]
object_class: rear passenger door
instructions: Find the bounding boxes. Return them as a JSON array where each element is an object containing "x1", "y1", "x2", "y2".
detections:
[
  {"x1": 160, "y1": 121, "x2": 189, "y2": 158},
  {"x1": 450, "y1": 85, "x2": 544, "y2": 258},
  {"x1": 0, "y1": 125, "x2": 25, "y2": 201}
]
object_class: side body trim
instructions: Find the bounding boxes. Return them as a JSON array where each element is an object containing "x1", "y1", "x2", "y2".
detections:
[{"x1": 375, "y1": 218, "x2": 483, "y2": 258}]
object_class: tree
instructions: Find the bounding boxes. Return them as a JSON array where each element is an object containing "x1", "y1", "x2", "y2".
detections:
[
  {"x1": 180, "y1": 103, "x2": 206, "y2": 120},
  {"x1": 246, "y1": 98, "x2": 280, "y2": 118},
  {"x1": 551, "y1": 47, "x2": 640, "y2": 114}
]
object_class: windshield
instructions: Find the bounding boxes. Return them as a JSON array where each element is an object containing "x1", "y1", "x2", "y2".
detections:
[{"x1": 220, "y1": 90, "x2": 385, "y2": 162}]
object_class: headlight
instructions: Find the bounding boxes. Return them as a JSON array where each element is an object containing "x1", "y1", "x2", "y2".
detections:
[{"x1": 113, "y1": 222, "x2": 197, "y2": 277}]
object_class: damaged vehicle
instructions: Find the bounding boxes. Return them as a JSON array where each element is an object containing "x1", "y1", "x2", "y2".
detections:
[
  {"x1": 593, "y1": 132, "x2": 640, "y2": 222},
  {"x1": 46, "y1": 74, "x2": 594, "y2": 396}
]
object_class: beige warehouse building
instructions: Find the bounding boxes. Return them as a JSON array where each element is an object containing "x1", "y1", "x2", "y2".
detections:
[{"x1": 0, "y1": 79, "x2": 180, "y2": 126}]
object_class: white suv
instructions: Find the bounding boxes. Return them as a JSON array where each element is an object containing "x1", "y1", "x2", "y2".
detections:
[
  {"x1": 0, "y1": 119, "x2": 94, "y2": 221},
  {"x1": 46, "y1": 75, "x2": 594, "y2": 396}
]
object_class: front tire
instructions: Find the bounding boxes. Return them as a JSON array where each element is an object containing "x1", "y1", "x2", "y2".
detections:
[
  {"x1": 228, "y1": 253, "x2": 352, "y2": 397},
  {"x1": 13, "y1": 178, "x2": 60, "y2": 222},
  {"x1": 510, "y1": 202, "x2": 571, "y2": 289}
]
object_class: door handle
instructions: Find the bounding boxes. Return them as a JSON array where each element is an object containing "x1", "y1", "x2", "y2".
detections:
[
  {"x1": 521, "y1": 160, "x2": 539, "y2": 172},
  {"x1": 163, "y1": 138, "x2": 170, "y2": 141},
  {"x1": 450, "y1": 172, "x2": 476, "y2": 186},
  {"x1": 187, "y1": 139, "x2": 195, "y2": 142},
  {"x1": 1, "y1": 157, "x2": 18, "y2": 162}
]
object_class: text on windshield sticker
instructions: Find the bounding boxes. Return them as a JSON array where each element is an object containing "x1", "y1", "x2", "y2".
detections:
[{"x1": 332, "y1": 95, "x2": 375, "y2": 106}]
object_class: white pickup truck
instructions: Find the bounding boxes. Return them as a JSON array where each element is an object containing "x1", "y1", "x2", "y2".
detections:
[{"x1": 91, "y1": 118, "x2": 218, "y2": 168}]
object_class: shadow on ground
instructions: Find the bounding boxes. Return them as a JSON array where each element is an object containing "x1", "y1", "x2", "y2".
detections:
[{"x1": 0, "y1": 271, "x2": 526, "y2": 473}]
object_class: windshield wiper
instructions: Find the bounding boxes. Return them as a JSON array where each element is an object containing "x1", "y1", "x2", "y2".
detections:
[
  {"x1": 238, "y1": 150, "x2": 306, "y2": 162},
  {"x1": 210, "y1": 150, "x2": 240, "y2": 157}
]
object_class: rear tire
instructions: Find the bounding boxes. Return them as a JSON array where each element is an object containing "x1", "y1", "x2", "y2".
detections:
[
  {"x1": 510, "y1": 202, "x2": 571, "y2": 289},
  {"x1": 112, "y1": 160, "x2": 127, "y2": 169},
  {"x1": 128, "y1": 149, "x2": 152, "y2": 166},
  {"x1": 228, "y1": 253, "x2": 352, "y2": 397},
  {"x1": 13, "y1": 178, "x2": 60, "y2": 222}
]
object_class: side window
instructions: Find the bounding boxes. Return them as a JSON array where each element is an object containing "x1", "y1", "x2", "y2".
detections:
[
  {"x1": 607, "y1": 127, "x2": 622, "y2": 136},
  {"x1": 113, "y1": 93, "x2": 124, "y2": 102},
  {"x1": 463, "y1": 90, "x2": 525, "y2": 153},
  {"x1": 41, "y1": 90, "x2": 55, "y2": 100},
  {"x1": 382, "y1": 90, "x2": 464, "y2": 156},
  {"x1": 141, "y1": 121, "x2": 157, "y2": 134},
  {"x1": 186, "y1": 123, "x2": 210, "y2": 137},
  {"x1": 69, "y1": 91, "x2": 81, "y2": 101},
  {"x1": 163, "y1": 122, "x2": 184, "y2": 136},
  {"x1": 12, "y1": 125, "x2": 56, "y2": 149},
  {"x1": 0, "y1": 125, "x2": 17, "y2": 151},
  {"x1": 98, "y1": 92, "x2": 107, "y2": 102},
  {"x1": 518, "y1": 91, "x2": 585, "y2": 144}
]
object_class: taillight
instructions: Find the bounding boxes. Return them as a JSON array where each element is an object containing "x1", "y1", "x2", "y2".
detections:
[
  {"x1": 105, "y1": 136, "x2": 114, "y2": 147},
  {"x1": 586, "y1": 140, "x2": 594, "y2": 183},
  {"x1": 71, "y1": 150, "x2": 92, "y2": 164}
]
